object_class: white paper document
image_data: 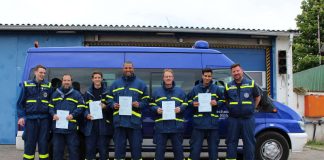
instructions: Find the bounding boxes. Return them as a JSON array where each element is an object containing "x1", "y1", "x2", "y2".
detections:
[
  {"x1": 89, "y1": 101, "x2": 103, "y2": 120},
  {"x1": 56, "y1": 110, "x2": 69, "y2": 129},
  {"x1": 198, "y1": 93, "x2": 212, "y2": 112},
  {"x1": 162, "y1": 101, "x2": 176, "y2": 120},
  {"x1": 119, "y1": 96, "x2": 132, "y2": 116}
]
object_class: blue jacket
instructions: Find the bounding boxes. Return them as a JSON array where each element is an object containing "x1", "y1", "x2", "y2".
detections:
[
  {"x1": 82, "y1": 83, "x2": 113, "y2": 136},
  {"x1": 49, "y1": 87, "x2": 86, "y2": 134},
  {"x1": 17, "y1": 79, "x2": 53, "y2": 119},
  {"x1": 187, "y1": 81, "x2": 224, "y2": 129},
  {"x1": 108, "y1": 74, "x2": 149, "y2": 129},
  {"x1": 150, "y1": 82, "x2": 187, "y2": 133},
  {"x1": 225, "y1": 78, "x2": 258, "y2": 118}
]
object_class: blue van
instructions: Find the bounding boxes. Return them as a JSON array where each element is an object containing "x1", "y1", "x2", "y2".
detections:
[{"x1": 19, "y1": 41, "x2": 307, "y2": 159}]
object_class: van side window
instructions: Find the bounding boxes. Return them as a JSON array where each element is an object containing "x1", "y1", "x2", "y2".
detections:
[{"x1": 30, "y1": 68, "x2": 201, "y2": 96}]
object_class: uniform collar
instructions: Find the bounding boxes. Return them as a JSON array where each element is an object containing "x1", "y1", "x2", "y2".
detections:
[{"x1": 57, "y1": 87, "x2": 74, "y2": 97}]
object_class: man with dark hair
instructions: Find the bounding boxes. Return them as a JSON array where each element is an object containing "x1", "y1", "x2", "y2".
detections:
[
  {"x1": 188, "y1": 68, "x2": 224, "y2": 160},
  {"x1": 151, "y1": 69, "x2": 187, "y2": 160},
  {"x1": 83, "y1": 71, "x2": 113, "y2": 160},
  {"x1": 17, "y1": 64, "x2": 53, "y2": 160},
  {"x1": 49, "y1": 74, "x2": 86, "y2": 160},
  {"x1": 225, "y1": 63, "x2": 261, "y2": 160},
  {"x1": 108, "y1": 61, "x2": 149, "y2": 160}
]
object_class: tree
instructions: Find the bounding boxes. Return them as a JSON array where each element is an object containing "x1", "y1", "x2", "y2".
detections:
[{"x1": 293, "y1": 0, "x2": 324, "y2": 72}]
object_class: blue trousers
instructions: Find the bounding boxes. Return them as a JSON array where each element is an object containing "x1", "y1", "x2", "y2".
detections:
[
  {"x1": 154, "y1": 132, "x2": 184, "y2": 160},
  {"x1": 85, "y1": 134, "x2": 111, "y2": 160},
  {"x1": 52, "y1": 132, "x2": 80, "y2": 160},
  {"x1": 189, "y1": 128, "x2": 219, "y2": 160},
  {"x1": 22, "y1": 118, "x2": 50, "y2": 160},
  {"x1": 226, "y1": 117, "x2": 255, "y2": 160},
  {"x1": 113, "y1": 127, "x2": 142, "y2": 160}
]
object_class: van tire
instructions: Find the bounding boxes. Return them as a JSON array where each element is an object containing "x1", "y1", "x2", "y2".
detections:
[{"x1": 256, "y1": 131, "x2": 289, "y2": 160}]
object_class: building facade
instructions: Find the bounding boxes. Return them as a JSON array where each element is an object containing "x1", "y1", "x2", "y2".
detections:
[{"x1": 0, "y1": 24, "x2": 295, "y2": 144}]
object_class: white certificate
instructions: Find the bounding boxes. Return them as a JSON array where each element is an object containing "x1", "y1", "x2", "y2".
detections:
[
  {"x1": 162, "y1": 101, "x2": 176, "y2": 120},
  {"x1": 119, "y1": 96, "x2": 132, "y2": 116},
  {"x1": 89, "y1": 101, "x2": 103, "y2": 120},
  {"x1": 198, "y1": 93, "x2": 212, "y2": 112},
  {"x1": 56, "y1": 110, "x2": 69, "y2": 129}
]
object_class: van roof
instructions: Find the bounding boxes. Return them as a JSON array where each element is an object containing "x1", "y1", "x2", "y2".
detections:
[
  {"x1": 24, "y1": 46, "x2": 233, "y2": 79},
  {"x1": 28, "y1": 46, "x2": 222, "y2": 54}
]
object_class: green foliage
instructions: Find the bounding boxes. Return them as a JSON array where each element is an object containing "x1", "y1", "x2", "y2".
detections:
[
  {"x1": 307, "y1": 140, "x2": 324, "y2": 145},
  {"x1": 293, "y1": 0, "x2": 324, "y2": 72}
]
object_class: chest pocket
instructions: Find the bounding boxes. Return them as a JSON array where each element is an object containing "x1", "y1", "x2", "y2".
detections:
[{"x1": 227, "y1": 88, "x2": 238, "y2": 101}]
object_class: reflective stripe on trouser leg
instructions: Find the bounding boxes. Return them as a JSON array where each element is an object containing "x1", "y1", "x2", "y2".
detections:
[
  {"x1": 38, "y1": 118, "x2": 50, "y2": 160},
  {"x1": 23, "y1": 119, "x2": 37, "y2": 160}
]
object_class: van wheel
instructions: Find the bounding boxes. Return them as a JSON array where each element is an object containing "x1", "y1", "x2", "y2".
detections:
[{"x1": 256, "y1": 131, "x2": 289, "y2": 160}]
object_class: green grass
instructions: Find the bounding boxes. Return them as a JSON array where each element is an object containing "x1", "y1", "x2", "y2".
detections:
[{"x1": 306, "y1": 140, "x2": 324, "y2": 150}]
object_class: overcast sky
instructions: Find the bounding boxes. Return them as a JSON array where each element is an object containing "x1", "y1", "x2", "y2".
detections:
[{"x1": 0, "y1": 0, "x2": 303, "y2": 30}]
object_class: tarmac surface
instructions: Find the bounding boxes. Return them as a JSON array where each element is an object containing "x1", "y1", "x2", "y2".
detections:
[{"x1": 1, "y1": 145, "x2": 323, "y2": 160}]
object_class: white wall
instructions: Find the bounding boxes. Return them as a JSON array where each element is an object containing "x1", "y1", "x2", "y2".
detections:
[
  {"x1": 293, "y1": 92, "x2": 324, "y2": 141},
  {"x1": 275, "y1": 35, "x2": 294, "y2": 107}
]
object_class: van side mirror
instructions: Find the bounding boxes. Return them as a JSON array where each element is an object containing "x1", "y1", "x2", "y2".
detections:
[{"x1": 258, "y1": 89, "x2": 276, "y2": 112}]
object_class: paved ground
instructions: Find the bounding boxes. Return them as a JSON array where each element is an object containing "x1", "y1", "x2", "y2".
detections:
[{"x1": 1, "y1": 145, "x2": 323, "y2": 160}]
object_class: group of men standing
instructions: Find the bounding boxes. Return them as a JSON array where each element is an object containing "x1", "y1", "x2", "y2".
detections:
[{"x1": 17, "y1": 61, "x2": 260, "y2": 160}]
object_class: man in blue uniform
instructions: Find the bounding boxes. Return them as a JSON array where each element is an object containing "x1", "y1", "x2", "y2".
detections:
[
  {"x1": 188, "y1": 68, "x2": 224, "y2": 160},
  {"x1": 225, "y1": 64, "x2": 261, "y2": 160},
  {"x1": 108, "y1": 61, "x2": 149, "y2": 160},
  {"x1": 150, "y1": 69, "x2": 187, "y2": 160},
  {"x1": 49, "y1": 74, "x2": 86, "y2": 160},
  {"x1": 83, "y1": 71, "x2": 113, "y2": 160},
  {"x1": 17, "y1": 64, "x2": 53, "y2": 160}
]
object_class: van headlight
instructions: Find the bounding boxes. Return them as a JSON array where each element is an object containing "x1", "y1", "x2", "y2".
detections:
[{"x1": 298, "y1": 120, "x2": 305, "y2": 131}]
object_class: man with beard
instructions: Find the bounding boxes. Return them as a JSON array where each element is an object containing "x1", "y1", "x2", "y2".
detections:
[
  {"x1": 49, "y1": 74, "x2": 86, "y2": 160},
  {"x1": 17, "y1": 64, "x2": 53, "y2": 160},
  {"x1": 225, "y1": 64, "x2": 261, "y2": 160},
  {"x1": 108, "y1": 61, "x2": 149, "y2": 160}
]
